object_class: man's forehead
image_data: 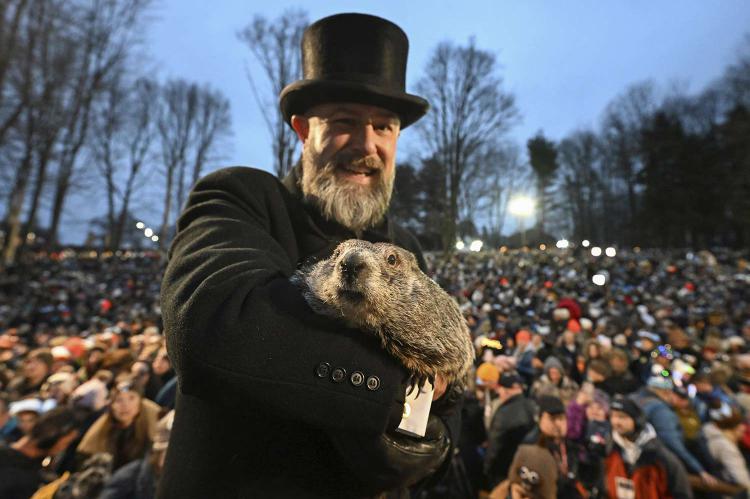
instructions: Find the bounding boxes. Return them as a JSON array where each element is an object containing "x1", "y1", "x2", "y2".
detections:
[{"x1": 308, "y1": 102, "x2": 399, "y2": 121}]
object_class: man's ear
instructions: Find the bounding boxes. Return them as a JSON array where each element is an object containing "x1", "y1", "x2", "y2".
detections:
[{"x1": 291, "y1": 114, "x2": 310, "y2": 142}]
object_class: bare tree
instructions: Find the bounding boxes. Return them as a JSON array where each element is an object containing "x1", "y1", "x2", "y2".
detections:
[
  {"x1": 482, "y1": 143, "x2": 528, "y2": 239},
  {"x1": 156, "y1": 80, "x2": 232, "y2": 250},
  {"x1": 416, "y1": 38, "x2": 518, "y2": 251},
  {"x1": 237, "y1": 9, "x2": 307, "y2": 178},
  {"x1": 527, "y1": 131, "x2": 558, "y2": 236},
  {"x1": 90, "y1": 75, "x2": 158, "y2": 250},
  {"x1": 558, "y1": 130, "x2": 604, "y2": 241},
  {"x1": 45, "y1": 0, "x2": 152, "y2": 249}
]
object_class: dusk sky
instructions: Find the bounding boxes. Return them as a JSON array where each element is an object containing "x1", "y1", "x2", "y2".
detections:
[{"x1": 61, "y1": 0, "x2": 750, "y2": 242}]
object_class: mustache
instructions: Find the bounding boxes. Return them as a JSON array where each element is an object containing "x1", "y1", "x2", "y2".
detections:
[{"x1": 333, "y1": 153, "x2": 384, "y2": 171}]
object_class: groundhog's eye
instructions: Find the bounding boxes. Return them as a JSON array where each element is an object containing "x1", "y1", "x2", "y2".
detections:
[{"x1": 387, "y1": 254, "x2": 397, "y2": 266}]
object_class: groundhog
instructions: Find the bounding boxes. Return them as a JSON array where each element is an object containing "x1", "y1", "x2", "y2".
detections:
[{"x1": 292, "y1": 239, "x2": 474, "y2": 392}]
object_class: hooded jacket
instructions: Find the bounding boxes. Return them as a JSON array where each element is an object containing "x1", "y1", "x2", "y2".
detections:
[{"x1": 604, "y1": 424, "x2": 693, "y2": 499}]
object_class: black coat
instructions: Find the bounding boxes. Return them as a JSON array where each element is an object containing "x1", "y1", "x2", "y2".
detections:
[
  {"x1": 484, "y1": 394, "x2": 536, "y2": 487},
  {"x1": 158, "y1": 166, "x2": 456, "y2": 498}
]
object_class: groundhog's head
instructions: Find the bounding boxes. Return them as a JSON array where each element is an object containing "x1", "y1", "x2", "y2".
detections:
[{"x1": 302, "y1": 239, "x2": 422, "y2": 328}]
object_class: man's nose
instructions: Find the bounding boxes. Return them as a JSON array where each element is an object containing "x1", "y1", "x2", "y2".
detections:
[{"x1": 350, "y1": 123, "x2": 378, "y2": 157}]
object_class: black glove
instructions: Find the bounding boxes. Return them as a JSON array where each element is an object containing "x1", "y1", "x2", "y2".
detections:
[{"x1": 327, "y1": 414, "x2": 452, "y2": 494}]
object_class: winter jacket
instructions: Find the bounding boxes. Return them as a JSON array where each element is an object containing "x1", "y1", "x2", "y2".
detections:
[
  {"x1": 158, "y1": 165, "x2": 457, "y2": 498},
  {"x1": 604, "y1": 425, "x2": 693, "y2": 499},
  {"x1": 634, "y1": 388, "x2": 705, "y2": 474},
  {"x1": 99, "y1": 456, "x2": 157, "y2": 499},
  {"x1": 703, "y1": 422, "x2": 750, "y2": 493},
  {"x1": 484, "y1": 394, "x2": 537, "y2": 487}
]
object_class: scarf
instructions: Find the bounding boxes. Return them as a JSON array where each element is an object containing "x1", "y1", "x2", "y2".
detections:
[{"x1": 612, "y1": 423, "x2": 656, "y2": 466}]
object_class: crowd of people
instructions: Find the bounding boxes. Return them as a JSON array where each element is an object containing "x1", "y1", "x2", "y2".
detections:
[{"x1": 1, "y1": 245, "x2": 750, "y2": 498}]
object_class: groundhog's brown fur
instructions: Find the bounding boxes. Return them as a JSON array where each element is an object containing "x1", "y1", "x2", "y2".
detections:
[{"x1": 292, "y1": 239, "x2": 474, "y2": 390}]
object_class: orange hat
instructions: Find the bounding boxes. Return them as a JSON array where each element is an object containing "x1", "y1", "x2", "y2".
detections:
[
  {"x1": 476, "y1": 362, "x2": 500, "y2": 386},
  {"x1": 567, "y1": 319, "x2": 581, "y2": 333},
  {"x1": 515, "y1": 329, "x2": 532, "y2": 344}
]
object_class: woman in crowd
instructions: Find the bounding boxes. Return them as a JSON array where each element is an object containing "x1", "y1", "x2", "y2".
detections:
[
  {"x1": 76, "y1": 373, "x2": 161, "y2": 471},
  {"x1": 703, "y1": 401, "x2": 750, "y2": 496}
]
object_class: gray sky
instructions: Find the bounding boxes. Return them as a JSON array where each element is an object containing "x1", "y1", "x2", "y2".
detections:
[{"x1": 60, "y1": 0, "x2": 750, "y2": 243}]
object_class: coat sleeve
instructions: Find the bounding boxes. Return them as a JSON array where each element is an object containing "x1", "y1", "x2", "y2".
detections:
[
  {"x1": 661, "y1": 445, "x2": 695, "y2": 499},
  {"x1": 161, "y1": 167, "x2": 408, "y2": 435},
  {"x1": 649, "y1": 404, "x2": 704, "y2": 474}
]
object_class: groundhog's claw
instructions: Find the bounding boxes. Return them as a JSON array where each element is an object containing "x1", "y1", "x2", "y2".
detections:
[{"x1": 406, "y1": 372, "x2": 436, "y2": 399}]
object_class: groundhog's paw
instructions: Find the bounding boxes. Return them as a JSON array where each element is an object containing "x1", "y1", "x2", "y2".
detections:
[{"x1": 406, "y1": 371, "x2": 436, "y2": 399}]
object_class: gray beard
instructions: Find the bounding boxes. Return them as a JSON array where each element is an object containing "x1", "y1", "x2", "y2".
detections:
[{"x1": 301, "y1": 149, "x2": 394, "y2": 234}]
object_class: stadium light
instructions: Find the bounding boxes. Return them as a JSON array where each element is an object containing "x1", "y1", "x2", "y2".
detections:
[
  {"x1": 151, "y1": 235, "x2": 159, "y2": 242},
  {"x1": 508, "y1": 195, "x2": 535, "y2": 247},
  {"x1": 144, "y1": 228, "x2": 154, "y2": 238},
  {"x1": 455, "y1": 240, "x2": 465, "y2": 251},
  {"x1": 469, "y1": 240, "x2": 483, "y2": 252},
  {"x1": 591, "y1": 246, "x2": 602, "y2": 257},
  {"x1": 582, "y1": 240, "x2": 590, "y2": 248},
  {"x1": 605, "y1": 247, "x2": 617, "y2": 258},
  {"x1": 556, "y1": 239, "x2": 569, "y2": 249},
  {"x1": 136, "y1": 221, "x2": 145, "y2": 230},
  {"x1": 592, "y1": 274, "x2": 606, "y2": 286}
]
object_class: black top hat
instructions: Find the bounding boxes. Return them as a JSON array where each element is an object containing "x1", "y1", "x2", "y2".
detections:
[{"x1": 279, "y1": 13, "x2": 429, "y2": 129}]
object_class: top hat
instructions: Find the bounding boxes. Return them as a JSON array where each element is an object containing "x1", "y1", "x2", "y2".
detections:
[{"x1": 279, "y1": 13, "x2": 429, "y2": 129}]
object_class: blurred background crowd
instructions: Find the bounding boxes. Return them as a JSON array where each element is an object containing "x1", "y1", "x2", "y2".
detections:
[{"x1": 1, "y1": 245, "x2": 750, "y2": 498}]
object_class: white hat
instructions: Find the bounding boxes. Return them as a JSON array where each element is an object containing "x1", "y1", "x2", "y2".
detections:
[{"x1": 9, "y1": 398, "x2": 43, "y2": 416}]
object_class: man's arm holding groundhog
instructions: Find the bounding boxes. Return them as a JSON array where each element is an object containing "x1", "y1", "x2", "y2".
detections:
[
  {"x1": 162, "y1": 168, "x2": 456, "y2": 487},
  {"x1": 162, "y1": 167, "x2": 409, "y2": 434}
]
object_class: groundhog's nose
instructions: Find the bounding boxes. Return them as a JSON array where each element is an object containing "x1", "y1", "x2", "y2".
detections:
[{"x1": 340, "y1": 252, "x2": 366, "y2": 280}]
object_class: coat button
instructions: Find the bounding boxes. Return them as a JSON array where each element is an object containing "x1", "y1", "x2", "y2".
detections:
[
  {"x1": 331, "y1": 367, "x2": 346, "y2": 383},
  {"x1": 366, "y1": 375, "x2": 381, "y2": 391},
  {"x1": 350, "y1": 371, "x2": 365, "y2": 387},
  {"x1": 315, "y1": 362, "x2": 331, "y2": 378}
]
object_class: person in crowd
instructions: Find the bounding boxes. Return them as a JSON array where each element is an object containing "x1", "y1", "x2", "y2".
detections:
[
  {"x1": 9, "y1": 398, "x2": 43, "y2": 439},
  {"x1": 602, "y1": 348, "x2": 641, "y2": 395},
  {"x1": 0, "y1": 392, "x2": 22, "y2": 444},
  {"x1": 485, "y1": 371, "x2": 537, "y2": 488},
  {"x1": 489, "y1": 444, "x2": 558, "y2": 499},
  {"x1": 530, "y1": 356, "x2": 579, "y2": 405},
  {"x1": 0, "y1": 407, "x2": 80, "y2": 499},
  {"x1": 98, "y1": 410, "x2": 175, "y2": 499},
  {"x1": 522, "y1": 395, "x2": 595, "y2": 498},
  {"x1": 7, "y1": 349, "x2": 54, "y2": 400},
  {"x1": 604, "y1": 395, "x2": 693, "y2": 499},
  {"x1": 702, "y1": 401, "x2": 750, "y2": 496},
  {"x1": 634, "y1": 375, "x2": 720, "y2": 486},
  {"x1": 76, "y1": 373, "x2": 160, "y2": 471}
]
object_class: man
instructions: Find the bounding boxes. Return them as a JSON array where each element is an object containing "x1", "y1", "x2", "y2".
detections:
[
  {"x1": 6, "y1": 348, "x2": 53, "y2": 399},
  {"x1": 159, "y1": 13, "x2": 458, "y2": 498},
  {"x1": 604, "y1": 395, "x2": 692, "y2": 499},
  {"x1": 0, "y1": 407, "x2": 80, "y2": 499},
  {"x1": 522, "y1": 395, "x2": 593, "y2": 498},
  {"x1": 633, "y1": 376, "x2": 718, "y2": 487},
  {"x1": 484, "y1": 372, "x2": 536, "y2": 488}
]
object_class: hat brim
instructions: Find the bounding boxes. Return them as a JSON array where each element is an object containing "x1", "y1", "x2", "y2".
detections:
[{"x1": 280, "y1": 79, "x2": 429, "y2": 129}]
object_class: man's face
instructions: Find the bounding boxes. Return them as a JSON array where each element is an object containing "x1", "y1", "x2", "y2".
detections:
[
  {"x1": 17, "y1": 411, "x2": 39, "y2": 435},
  {"x1": 610, "y1": 410, "x2": 635, "y2": 436},
  {"x1": 293, "y1": 102, "x2": 400, "y2": 233},
  {"x1": 539, "y1": 412, "x2": 567, "y2": 440},
  {"x1": 23, "y1": 357, "x2": 48, "y2": 384}
]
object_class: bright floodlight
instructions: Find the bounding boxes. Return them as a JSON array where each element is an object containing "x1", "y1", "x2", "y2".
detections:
[
  {"x1": 592, "y1": 274, "x2": 606, "y2": 286},
  {"x1": 605, "y1": 247, "x2": 617, "y2": 258},
  {"x1": 582, "y1": 240, "x2": 590, "y2": 247},
  {"x1": 455, "y1": 240, "x2": 465, "y2": 250},
  {"x1": 508, "y1": 196, "x2": 535, "y2": 217},
  {"x1": 136, "y1": 221, "x2": 145, "y2": 230},
  {"x1": 151, "y1": 235, "x2": 159, "y2": 242},
  {"x1": 144, "y1": 228, "x2": 154, "y2": 238},
  {"x1": 591, "y1": 246, "x2": 602, "y2": 257},
  {"x1": 469, "y1": 240, "x2": 483, "y2": 252},
  {"x1": 556, "y1": 239, "x2": 569, "y2": 249}
]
